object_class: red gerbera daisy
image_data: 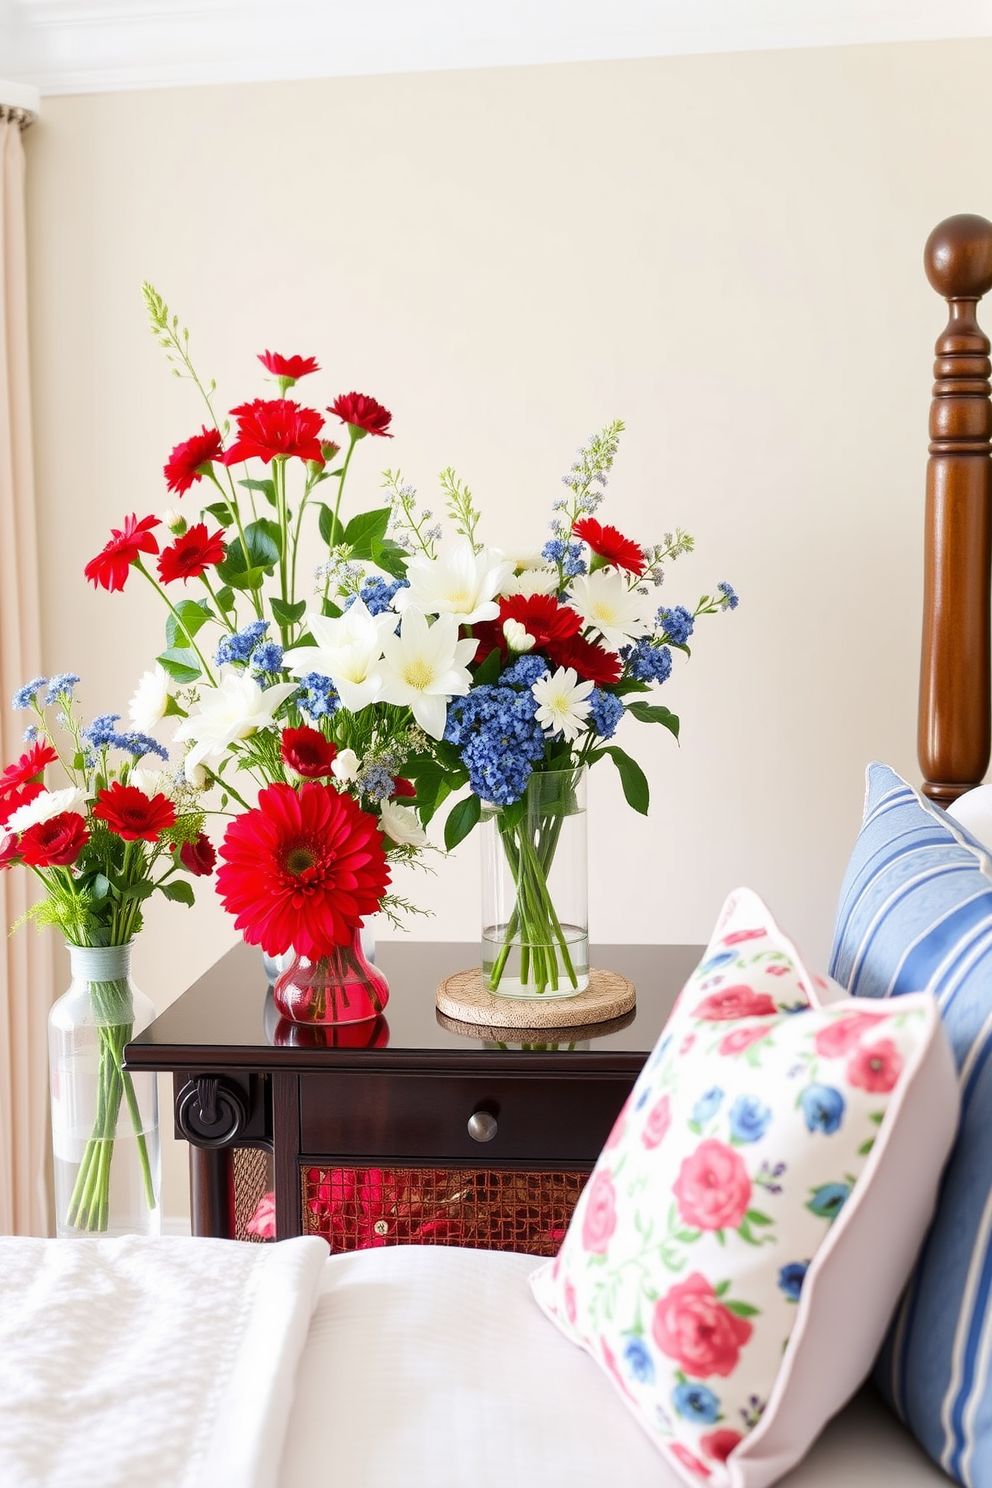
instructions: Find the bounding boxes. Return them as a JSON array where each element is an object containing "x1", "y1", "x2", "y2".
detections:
[
  {"x1": 215, "y1": 781, "x2": 390, "y2": 959},
  {"x1": 546, "y1": 632, "x2": 622, "y2": 685},
  {"x1": 0, "y1": 741, "x2": 59, "y2": 799},
  {"x1": 84, "y1": 514, "x2": 161, "y2": 593},
  {"x1": 329, "y1": 392, "x2": 394, "y2": 439},
  {"x1": 499, "y1": 594, "x2": 581, "y2": 650},
  {"x1": 281, "y1": 726, "x2": 338, "y2": 779},
  {"x1": 258, "y1": 350, "x2": 320, "y2": 382},
  {"x1": 18, "y1": 812, "x2": 89, "y2": 868},
  {"x1": 157, "y1": 523, "x2": 227, "y2": 585},
  {"x1": 573, "y1": 517, "x2": 646, "y2": 576},
  {"x1": 179, "y1": 832, "x2": 217, "y2": 877},
  {"x1": 92, "y1": 783, "x2": 176, "y2": 842},
  {"x1": 164, "y1": 426, "x2": 225, "y2": 496},
  {"x1": 0, "y1": 782, "x2": 46, "y2": 828},
  {"x1": 222, "y1": 398, "x2": 326, "y2": 466}
]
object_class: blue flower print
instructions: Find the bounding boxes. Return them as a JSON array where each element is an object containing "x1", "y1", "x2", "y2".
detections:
[
  {"x1": 800, "y1": 1084, "x2": 845, "y2": 1135},
  {"x1": 692, "y1": 1086, "x2": 724, "y2": 1126},
  {"x1": 806, "y1": 1182, "x2": 852, "y2": 1221},
  {"x1": 778, "y1": 1261, "x2": 809, "y2": 1302},
  {"x1": 624, "y1": 1337, "x2": 655, "y2": 1384},
  {"x1": 729, "y1": 1095, "x2": 772, "y2": 1144},
  {"x1": 673, "y1": 1383, "x2": 721, "y2": 1423},
  {"x1": 697, "y1": 950, "x2": 737, "y2": 977}
]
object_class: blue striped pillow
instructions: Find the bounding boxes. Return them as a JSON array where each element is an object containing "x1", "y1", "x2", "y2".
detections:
[{"x1": 829, "y1": 761, "x2": 992, "y2": 1488}]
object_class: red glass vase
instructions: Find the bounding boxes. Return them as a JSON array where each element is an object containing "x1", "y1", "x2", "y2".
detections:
[{"x1": 272, "y1": 926, "x2": 389, "y2": 1025}]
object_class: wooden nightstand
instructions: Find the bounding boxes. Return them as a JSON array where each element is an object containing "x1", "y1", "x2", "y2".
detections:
[{"x1": 125, "y1": 940, "x2": 702, "y2": 1248}]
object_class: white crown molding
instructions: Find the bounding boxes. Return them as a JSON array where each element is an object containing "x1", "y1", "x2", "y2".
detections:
[{"x1": 5, "y1": 0, "x2": 992, "y2": 97}]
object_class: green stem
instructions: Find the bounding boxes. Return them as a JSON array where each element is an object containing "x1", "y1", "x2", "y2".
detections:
[{"x1": 134, "y1": 560, "x2": 217, "y2": 685}]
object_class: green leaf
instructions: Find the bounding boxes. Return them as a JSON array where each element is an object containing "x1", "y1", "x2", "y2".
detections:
[
  {"x1": 602, "y1": 745, "x2": 650, "y2": 815},
  {"x1": 239, "y1": 476, "x2": 277, "y2": 508},
  {"x1": 253, "y1": 517, "x2": 283, "y2": 558},
  {"x1": 713, "y1": 1281, "x2": 730, "y2": 1297},
  {"x1": 317, "y1": 503, "x2": 345, "y2": 548},
  {"x1": 343, "y1": 507, "x2": 390, "y2": 558},
  {"x1": 91, "y1": 873, "x2": 111, "y2": 901},
  {"x1": 119, "y1": 880, "x2": 155, "y2": 902},
  {"x1": 444, "y1": 793, "x2": 482, "y2": 850},
  {"x1": 270, "y1": 596, "x2": 307, "y2": 626},
  {"x1": 216, "y1": 519, "x2": 280, "y2": 589},
  {"x1": 214, "y1": 585, "x2": 236, "y2": 614},
  {"x1": 745, "y1": 1209, "x2": 773, "y2": 1226},
  {"x1": 472, "y1": 646, "x2": 502, "y2": 688},
  {"x1": 725, "y1": 1301, "x2": 761, "y2": 1318},
  {"x1": 165, "y1": 598, "x2": 212, "y2": 649},
  {"x1": 161, "y1": 879, "x2": 196, "y2": 905},
  {"x1": 858, "y1": 1139, "x2": 875, "y2": 1156},
  {"x1": 204, "y1": 501, "x2": 233, "y2": 525},
  {"x1": 156, "y1": 647, "x2": 201, "y2": 683},
  {"x1": 370, "y1": 536, "x2": 409, "y2": 581},
  {"x1": 626, "y1": 701, "x2": 680, "y2": 738}
]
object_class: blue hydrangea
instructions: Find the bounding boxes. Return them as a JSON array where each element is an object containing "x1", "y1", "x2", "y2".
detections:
[
  {"x1": 672, "y1": 1383, "x2": 721, "y2": 1423},
  {"x1": 358, "y1": 576, "x2": 408, "y2": 616},
  {"x1": 656, "y1": 605, "x2": 694, "y2": 646},
  {"x1": 718, "y1": 581, "x2": 740, "y2": 611},
  {"x1": 800, "y1": 1083, "x2": 845, "y2": 1135},
  {"x1": 297, "y1": 672, "x2": 340, "y2": 721},
  {"x1": 778, "y1": 1261, "x2": 809, "y2": 1302},
  {"x1": 691, "y1": 1086, "x2": 724, "y2": 1126},
  {"x1": 729, "y1": 1094, "x2": 772, "y2": 1144},
  {"x1": 443, "y1": 685, "x2": 546, "y2": 805},
  {"x1": 215, "y1": 619, "x2": 270, "y2": 667},
  {"x1": 541, "y1": 538, "x2": 587, "y2": 577},
  {"x1": 624, "y1": 640, "x2": 672, "y2": 684},
  {"x1": 12, "y1": 677, "x2": 47, "y2": 710},
  {"x1": 44, "y1": 673, "x2": 81, "y2": 706},
  {"x1": 499, "y1": 654, "x2": 550, "y2": 690},
  {"x1": 588, "y1": 688, "x2": 623, "y2": 740},
  {"x1": 623, "y1": 1337, "x2": 655, "y2": 1384},
  {"x1": 251, "y1": 642, "x2": 285, "y2": 676}
]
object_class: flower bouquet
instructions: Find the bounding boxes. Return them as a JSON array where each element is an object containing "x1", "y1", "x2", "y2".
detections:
[{"x1": 0, "y1": 674, "x2": 211, "y2": 1232}]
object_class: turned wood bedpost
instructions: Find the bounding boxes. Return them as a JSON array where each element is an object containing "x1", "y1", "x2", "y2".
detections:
[{"x1": 919, "y1": 214, "x2": 992, "y2": 805}]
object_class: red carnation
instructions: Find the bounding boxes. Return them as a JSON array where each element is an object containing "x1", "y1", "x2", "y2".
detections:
[
  {"x1": 179, "y1": 833, "x2": 217, "y2": 877},
  {"x1": 93, "y1": 783, "x2": 176, "y2": 842},
  {"x1": 281, "y1": 726, "x2": 338, "y2": 779},
  {"x1": 258, "y1": 350, "x2": 320, "y2": 381},
  {"x1": 329, "y1": 392, "x2": 393, "y2": 439},
  {"x1": 0, "y1": 832, "x2": 19, "y2": 869},
  {"x1": 157, "y1": 523, "x2": 227, "y2": 585},
  {"x1": 0, "y1": 741, "x2": 58, "y2": 799},
  {"x1": 164, "y1": 426, "x2": 225, "y2": 496},
  {"x1": 18, "y1": 812, "x2": 89, "y2": 868},
  {"x1": 573, "y1": 517, "x2": 645, "y2": 576},
  {"x1": 84, "y1": 514, "x2": 160, "y2": 593},
  {"x1": 546, "y1": 632, "x2": 622, "y2": 685},
  {"x1": 0, "y1": 782, "x2": 45, "y2": 828},
  {"x1": 391, "y1": 777, "x2": 416, "y2": 798},
  {"x1": 215, "y1": 781, "x2": 390, "y2": 960},
  {"x1": 222, "y1": 398, "x2": 326, "y2": 465}
]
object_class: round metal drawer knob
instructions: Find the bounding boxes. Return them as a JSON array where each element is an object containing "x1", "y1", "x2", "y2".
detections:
[{"x1": 467, "y1": 1110, "x2": 498, "y2": 1143}]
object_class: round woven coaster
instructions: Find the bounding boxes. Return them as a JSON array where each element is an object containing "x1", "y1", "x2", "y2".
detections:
[{"x1": 435, "y1": 966, "x2": 636, "y2": 1030}]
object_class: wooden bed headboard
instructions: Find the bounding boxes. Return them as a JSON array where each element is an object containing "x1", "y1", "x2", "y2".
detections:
[{"x1": 919, "y1": 214, "x2": 992, "y2": 805}]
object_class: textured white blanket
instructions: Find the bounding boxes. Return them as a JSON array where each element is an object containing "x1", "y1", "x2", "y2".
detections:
[{"x1": 0, "y1": 1234, "x2": 328, "y2": 1488}]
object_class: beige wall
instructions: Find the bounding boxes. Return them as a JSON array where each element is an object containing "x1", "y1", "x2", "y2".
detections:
[{"x1": 19, "y1": 39, "x2": 992, "y2": 1220}]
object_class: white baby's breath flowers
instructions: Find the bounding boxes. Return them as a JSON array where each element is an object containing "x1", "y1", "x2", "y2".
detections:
[
  {"x1": 567, "y1": 569, "x2": 652, "y2": 650},
  {"x1": 173, "y1": 671, "x2": 298, "y2": 774},
  {"x1": 5, "y1": 786, "x2": 86, "y2": 833},
  {"x1": 283, "y1": 600, "x2": 394, "y2": 714},
  {"x1": 376, "y1": 609, "x2": 477, "y2": 740},
  {"x1": 396, "y1": 538, "x2": 513, "y2": 626},
  {"x1": 531, "y1": 667, "x2": 594, "y2": 743},
  {"x1": 128, "y1": 663, "x2": 172, "y2": 732},
  {"x1": 378, "y1": 798, "x2": 429, "y2": 849}
]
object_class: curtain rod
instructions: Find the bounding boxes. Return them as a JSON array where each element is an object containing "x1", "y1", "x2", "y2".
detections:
[
  {"x1": 0, "y1": 104, "x2": 36, "y2": 130},
  {"x1": 0, "y1": 81, "x2": 40, "y2": 128}
]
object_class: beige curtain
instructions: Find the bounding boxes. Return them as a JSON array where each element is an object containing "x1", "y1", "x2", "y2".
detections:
[{"x1": 0, "y1": 104, "x2": 52, "y2": 1237}]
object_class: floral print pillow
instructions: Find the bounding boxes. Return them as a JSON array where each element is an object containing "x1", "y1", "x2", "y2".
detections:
[{"x1": 530, "y1": 887, "x2": 959, "y2": 1488}]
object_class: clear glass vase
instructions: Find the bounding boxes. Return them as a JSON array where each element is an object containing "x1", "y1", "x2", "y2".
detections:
[
  {"x1": 481, "y1": 765, "x2": 589, "y2": 998},
  {"x1": 273, "y1": 925, "x2": 389, "y2": 1025},
  {"x1": 48, "y1": 942, "x2": 161, "y2": 1237}
]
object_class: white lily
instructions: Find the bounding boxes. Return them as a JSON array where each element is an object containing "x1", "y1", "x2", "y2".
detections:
[
  {"x1": 379, "y1": 798, "x2": 428, "y2": 848},
  {"x1": 282, "y1": 599, "x2": 394, "y2": 714},
  {"x1": 128, "y1": 663, "x2": 172, "y2": 732},
  {"x1": 531, "y1": 666, "x2": 594, "y2": 743},
  {"x1": 173, "y1": 670, "x2": 298, "y2": 773},
  {"x1": 6, "y1": 786, "x2": 86, "y2": 833},
  {"x1": 567, "y1": 569, "x2": 651, "y2": 650},
  {"x1": 376, "y1": 609, "x2": 476, "y2": 740},
  {"x1": 396, "y1": 538, "x2": 513, "y2": 625}
]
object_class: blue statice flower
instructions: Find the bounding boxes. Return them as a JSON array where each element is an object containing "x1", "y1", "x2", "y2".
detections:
[
  {"x1": 624, "y1": 640, "x2": 672, "y2": 684},
  {"x1": 115, "y1": 732, "x2": 169, "y2": 762},
  {"x1": 588, "y1": 689, "x2": 623, "y2": 740},
  {"x1": 672, "y1": 1384, "x2": 721, "y2": 1424},
  {"x1": 44, "y1": 673, "x2": 81, "y2": 706},
  {"x1": 356, "y1": 763, "x2": 395, "y2": 803},
  {"x1": 357, "y1": 575, "x2": 408, "y2": 616},
  {"x1": 656, "y1": 606, "x2": 694, "y2": 646},
  {"x1": 22, "y1": 725, "x2": 39, "y2": 743},
  {"x1": 251, "y1": 642, "x2": 285, "y2": 676},
  {"x1": 444, "y1": 685, "x2": 546, "y2": 805},
  {"x1": 623, "y1": 1337, "x2": 655, "y2": 1385},
  {"x1": 82, "y1": 713, "x2": 122, "y2": 748},
  {"x1": 778, "y1": 1261, "x2": 809, "y2": 1302},
  {"x1": 215, "y1": 619, "x2": 270, "y2": 667},
  {"x1": 541, "y1": 538, "x2": 587, "y2": 577},
  {"x1": 499, "y1": 654, "x2": 550, "y2": 690},
  {"x1": 806, "y1": 1182, "x2": 851, "y2": 1221},
  {"x1": 718, "y1": 581, "x2": 740, "y2": 611},
  {"x1": 297, "y1": 672, "x2": 340, "y2": 722},
  {"x1": 800, "y1": 1084, "x2": 845, "y2": 1135},
  {"x1": 692, "y1": 1086, "x2": 724, "y2": 1125},
  {"x1": 12, "y1": 677, "x2": 47, "y2": 710},
  {"x1": 729, "y1": 1094, "x2": 772, "y2": 1144}
]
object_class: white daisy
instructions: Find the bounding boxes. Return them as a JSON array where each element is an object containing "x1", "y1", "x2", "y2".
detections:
[
  {"x1": 379, "y1": 798, "x2": 428, "y2": 848},
  {"x1": 567, "y1": 569, "x2": 651, "y2": 650},
  {"x1": 128, "y1": 663, "x2": 172, "y2": 732},
  {"x1": 376, "y1": 609, "x2": 477, "y2": 740},
  {"x1": 282, "y1": 600, "x2": 394, "y2": 715},
  {"x1": 396, "y1": 538, "x2": 513, "y2": 626},
  {"x1": 531, "y1": 667, "x2": 594, "y2": 743},
  {"x1": 5, "y1": 786, "x2": 86, "y2": 834}
]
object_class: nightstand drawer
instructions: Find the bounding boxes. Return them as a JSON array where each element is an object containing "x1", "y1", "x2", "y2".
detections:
[{"x1": 299, "y1": 1071, "x2": 632, "y2": 1163}]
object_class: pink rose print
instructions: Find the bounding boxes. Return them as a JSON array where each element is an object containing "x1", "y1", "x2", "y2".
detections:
[
  {"x1": 814, "y1": 1011, "x2": 889, "y2": 1059},
  {"x1": 581, "y1": 1168, "x2": 618, "y2": 1253},
  {"x1": 681, "y1": 1032, "x2": 697, "y2": 1055},
  {"x1": 718, "y1": 1025, "x2": 772, "y2": 1057},
  {"x1": 670, "y1": 1443, "x2": 711, "y2": 1478},
  {"x1": 604, "y1": 1097, "x2": 630, "y2": 1150},
  {"x1": 701, "y1": 1429, "x2": 744, "y2": 1462},
  {"x1": 642, "y1": 1094, "x2": 672, "y2": 1149},
  {"x1": 847, "y1": 1038, "x2": 903, "y2": 1093},
  {"x1": 564, "y1": 1277, "x2": 577, "y2": 1326},
  {"x1": 721, "y1": 928, "x2": 766, "y2": 945},
  {"x1": 694, "y1": 986, "x2": 778, "y2": 1021},
  {"x1": 653, "y1": 1272, "x2": 754, "y2": 1378},
  {"x1": 673, "y1": 1140, "x2": 752, "y2": 1231}
]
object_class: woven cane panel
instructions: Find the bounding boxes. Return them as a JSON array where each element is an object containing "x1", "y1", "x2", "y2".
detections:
[
  {"x1": 233, "y1": 1146, "x2": 274, "y2": 1242},
  {"x1": 300, "y1": 1165, "x2": 588, "y2": 1255}
]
